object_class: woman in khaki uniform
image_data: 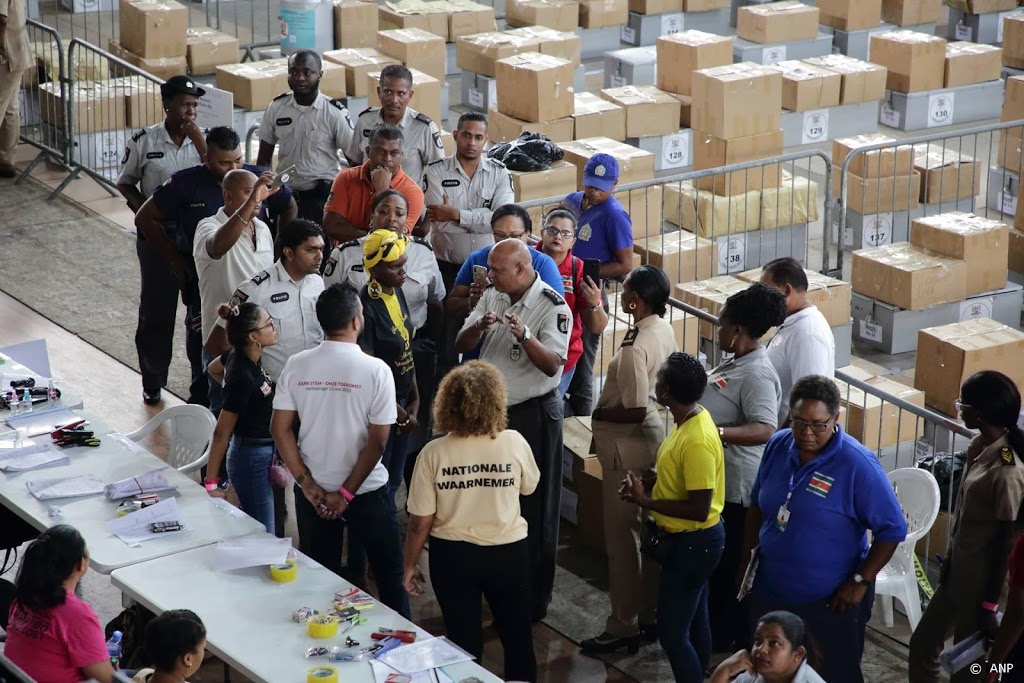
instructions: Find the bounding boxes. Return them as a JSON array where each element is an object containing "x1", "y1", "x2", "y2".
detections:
[
  {"x1": 581, "y1": 265, "x2": 678, "y2": 654},
  {"x1": 909, "y1": 370, "x2": 1024, "y2": 683}
]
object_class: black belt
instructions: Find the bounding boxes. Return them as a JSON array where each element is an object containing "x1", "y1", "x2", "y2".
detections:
[
  {"x1": 235, "y1": 436, "x2": 275, "y2": 445},
  {"x1": 510, "y1": 389, "x2": 559, "y2": 408}
]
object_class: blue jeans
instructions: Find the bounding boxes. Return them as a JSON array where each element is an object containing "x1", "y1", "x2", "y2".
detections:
[
  {"x1": 657, "y1": 520, "x2": 725, "y2": 683},
  {"x1": 557, "y1": 366, "x2": 576, "y2": 400},
  {"x1": 226, "y1": 437, "x2": 276, "y2": 535},
  {"x1": 201, "y1": 347, "x2": 223, "y2": 415}
]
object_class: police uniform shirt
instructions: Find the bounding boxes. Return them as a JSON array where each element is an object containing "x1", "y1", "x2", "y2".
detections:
[
  {"x1": 258, "y1": 92, "x2": 354, "y2": 190},
  {"x1": 462, "y1": 275, "x2": 571, "y2": 406},
  {"x1": 0, "y1": 0, "x2": 32, "y2": 74},
  {"x1": 222, "y1": 260, "x2": 325, "y2": 381},
  {"x1": 323, "y1": 236, "x2": 445, "y2": 331},
  {"x1": 117, "y1": 122, "x2": 202, "y2": 198},
  {"x1": 345, "y1": 106, "x2": 444, "y2": 185},
  {"x1": 423, "y1": 155, "x2": 515, "y2": 265}
]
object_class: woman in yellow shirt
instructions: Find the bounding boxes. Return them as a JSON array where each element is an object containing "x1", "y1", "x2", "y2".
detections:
[{"x1": 622, "y1": 351, "x2": 726, "y2": 683}]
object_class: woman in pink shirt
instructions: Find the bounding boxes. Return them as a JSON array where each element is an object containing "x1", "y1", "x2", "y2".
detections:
[{"x1": 5, "y1": 525, "x2": 114, "y2": 683}]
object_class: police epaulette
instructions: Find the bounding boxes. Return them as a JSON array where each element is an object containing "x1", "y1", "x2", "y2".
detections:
[
  {"x1": 272, "y1": 92, "x2": 289, "y2": 102},
  {"x1": 340, "y1": 240, "x2": 361, "y2": 250},
  {"x1": 251, "y1": 270, "x2": 270, "y2": 285},
  {"x1": 329, "y1": 98, "x2": 345, "y2": 110},
  {"x1": 541, "y1": 288, "x2": 565, "y2": 306},
  {"x1": 131, "y1": 129, "x2": 147, "y2": 142},
  {"x1": 359, "y1": 106, "x2": 381, "y2": 117},
  {"x1": 414, "y1": 112, "x2": 434, "y2": 125},
  {"x1": 412, "y1": 236, "x2": 433, "y2": 251}
]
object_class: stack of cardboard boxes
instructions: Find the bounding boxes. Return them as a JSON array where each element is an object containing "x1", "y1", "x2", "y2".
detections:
[
  {"x1": 880, "y1": 0, "x2": 941, "y2": 31},
  {"x1": 184, "y1": 28, "x2": 240, "y2": 76},
  {"x1": 333, "y1": 0, "x2": 379, "y2": 49},
  {"x1": 598, "y1": 85, "x2": 684, "y2": 171},
  {"x1": 735, "y1": 1, "x2": 829, "y2": 64},
  {"x1": 818, "y1": 0, "x2": 886, "y2": 62},
  {"x1": 1005, "y1": 14, "x2": 1024, "y2": 72},
  {"x1": 378, "y1": 0, "x2": 496, "y2": 81},
  {"x1": 943, "y1": 0, "x2": 1018, "y2": 45},
  {"x1": 491, "y1": 51, "x2": 577, "y2": 141},
  {"x1": 833, "y1": 366, "x2": 926, "y2": 463},
  {"x1": 622, "y1": 0, "x2": 729, "y2": 48},
  {"x1": 560, "y1": 416, "x2": 603, "y2": 552},
  {"x1": 109, "y1": 0, "x2": 188, "y2": 80},
  {"x1": 655, "y1": 30, "x2": 733, "y2": 146}
]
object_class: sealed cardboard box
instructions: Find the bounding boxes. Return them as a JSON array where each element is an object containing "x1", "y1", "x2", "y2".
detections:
[
  {"x1": 760, "y1": 172, "x2": 819, "y2": 229},
  {"x1": 579, "y1": 0, "x2": 628, "y2": 27},
  {"x1": 510, "y1": 159, "x2": 578, "y2": 201},
  {"x1": 449, "y1": 3, "x2": 497, "y2": 40},
  {"x1": 185, "y1": 28, "x2": 239, "y2": 75},
  {"x1": 912, "y1": 147, "x2": 980, "y2": 205},
  {"x1": 216, "y1": 61, "x2": 289, "y2": 111},
  {"x1": 599, "y1": 86, "x2": 680, "y2": 138},
  {"x1": 562, "y1": 415, "x2": 594, "y2": 488},
  {"x1": 334, "y1": 0, "x2": 379, "y2": 48},
  {"x1": 692, "y1": 129, "x2": 784, "y2": 196},
  {"x1": 834, "y1": 372, "x2": 926, "y2": 449},
  {"x1": 672, "y1": 93, "x2": 692, "y2": 128},
  {"x1": 769, "y1": 61, "x2": 842, "y2": 112},
  {"x1": 655, "y1": 31, "x2": 733, "y2": 97},
  {"x1": 573, "y1": 92, "x2": 626, "y2": 141},
  {"x1": 910, "y1": 212, "x2": 1008, "y2": 296},
  {"x1": 690, "y1": 63, "x2": 783, "y2": 140},
  {"x1": 119, "y1": 0, "x2": 187, "y2": 60},
  {"x1": 377, "y1": 28, "x2": 446, "y2": 81},
  {"x1": 837, "y1": 171, "x2": 922, "y2": 214},
  {"x1": 634, "y1": 232, "x2": 716, "y2": 284},
  {"x1": 818, "y1": 0, "x2": 881, "y2": 31},
  {"x1": 1005, "y1": 15, "x2": 1024, "y2": 70},
  {"x1": 110, "y1": 76, "x2": 163, "y2": 128},
  {"x1": 674, "y1": 276, "x2": 751, "y2": 338},
  {"x1": 737, "y1": 267, "x2": 851, "y2": 326},
  {"x1": 107, "y1": 39, "x2": 188, "y2": 81},
  {"x1": 881, "y1": 0, "x2": 939, "y2": 25},
  {"x1": 833, "y1": 134, "x2": 913, "y2": 178},
  {"x1": 683, "y1": 0, "x2": 727, "y2": 8},
  {"x1": 505, "y1": 27, "x2": 582, "y2": 65},
  {"x1": 495, "y1": 52, "x2": 575, "y2": 123},
  {"x1": 1002, "y1": 76, "x2": 1024, "y2": 122},
  {"x1": 560, "y1": 137, "x2": 657, "y2": 187},
  {"x1": 324, "y1": 48, "x2": 401, "y2": 97},
  {"x1": 629, "y1": 0, "x2": 683, "y2": 13},
  {"x1": 869, "y1": 31, "x2": 946, "y2": 94},
  {"x1": 663, "y1": 181, "x2": 762, "y2": 236},
  {"x1": 39, "y1": 80, "x2": 126, "y2": 133},
  {"x1": 488, "y1": 107, "x2": 575, "y2": 143},
  {"x1": 1009, "y1": 228, "x2": 1024, "y2": 275},
  {"x1": 851, "y1": 242, "x2": 967, "y2": 310},
  {"x1": 616, "y1": 185, "x2": 664, "y2": 240},
  {"x1": 944, "y1": 42, "x2": 1001, "y2": 88},
  {"x1": 506, "y1": 0, "x2": 579, "y2": 31},
  {"x1": 803, "y1": 55, "x2": 887, "y2": 105},
  {"x1": 455, "y1": 31, "x2": 541, "y2": 78},
  {"x1": 737, "y1": 1, "x2": 820, "y2": 45},
  {"x1": 915, "y1": 318, "x2": 1024, "y2": 416},
  {"x1": 366, "y1": 67, "x2": 439, "y2": 123},
  {"x1": 378, "y1": 2, "x2": 449, "y2": 39},
  {"x1": 945, "y1": 0, "x2": 1015, "y2": 11}
]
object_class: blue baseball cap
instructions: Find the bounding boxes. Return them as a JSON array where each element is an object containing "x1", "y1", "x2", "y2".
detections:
[{"x1": 582, "y1": 153, "x2": 619, "y2": 192}]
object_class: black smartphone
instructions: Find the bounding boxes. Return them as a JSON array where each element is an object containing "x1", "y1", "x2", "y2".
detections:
[{"x1": 583, "y1": 258, "x2": 601, "y2": 286}]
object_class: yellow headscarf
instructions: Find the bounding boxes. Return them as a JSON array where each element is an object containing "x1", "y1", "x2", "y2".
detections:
[{"x1": 362, "y1": 229, "x2": 411, "y2": 350}]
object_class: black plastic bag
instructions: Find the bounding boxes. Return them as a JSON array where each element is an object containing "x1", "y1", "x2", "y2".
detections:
[{"x1": 487, "y1": 131, "x2": 563, "y2": 172}]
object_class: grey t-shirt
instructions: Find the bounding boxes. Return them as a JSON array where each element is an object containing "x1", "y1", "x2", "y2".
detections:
[{"x1": 702, "y1": 346, "x2": 781, "y2": 506}]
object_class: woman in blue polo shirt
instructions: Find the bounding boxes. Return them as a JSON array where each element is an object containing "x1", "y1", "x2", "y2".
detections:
[{"x1": 742, "y1": 375, "x2": 907, "y2": 683}]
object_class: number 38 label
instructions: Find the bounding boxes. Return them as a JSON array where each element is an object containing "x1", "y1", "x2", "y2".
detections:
[
  {"x1": 927, "y1": 92, "x2": 955, "y2": 128},
  {"x1": 717, "y1": 235, "x2": 746, "y2": 273}
]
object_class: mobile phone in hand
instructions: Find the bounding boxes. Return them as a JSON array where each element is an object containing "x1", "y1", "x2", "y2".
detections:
[
  {"x1": 583, "y1": 258, "x2": 601, "y2": 286},
  {"x1": 271, "y1": 165, "x2": 297, "y2": 190},
  {"x1": 473, "y1": 264, "x2": 488, "y2": 285}
]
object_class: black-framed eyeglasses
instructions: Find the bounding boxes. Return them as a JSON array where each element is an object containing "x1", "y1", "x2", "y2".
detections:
[
  {"x1": 493, "y1": 231, "x2": 526, "y2": 241},
  {"x1": 543, "y1": 226, "x2": 575, "y2": 239},
  {"x1": 254, "y1": 318, "x2": 276, "y2": 332},
  {"x1": 790, "y1": 414, "x2": 836, "y2": 434}
]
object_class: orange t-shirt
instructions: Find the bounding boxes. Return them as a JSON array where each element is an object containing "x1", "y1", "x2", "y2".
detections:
[{"x1": 324, "y1": 162, "x2": 424, "y2": 233}]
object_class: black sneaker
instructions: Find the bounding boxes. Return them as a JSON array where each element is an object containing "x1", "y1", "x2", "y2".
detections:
[{"x1": 579, "y1": 632, "x2": 641, "y2": 655}]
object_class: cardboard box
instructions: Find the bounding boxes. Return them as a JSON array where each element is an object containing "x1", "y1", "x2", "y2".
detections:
[
  {"x1": 944, "y1": 42, "x2": 1001, "y2": 88},
  {"x1": 495, "y1": 52, "x2": 575, "y2": 123},
  {"x1": 573, "y1": 452, "x2": 605, "y2": 552},
  {"x1": 869, "y1": 31, "x2": 946, "y2": 94},
  {"x1": 366, "y1": 67, "x2": 440, "y2": 123},
  {"x1": 996, "y1": 129, "x2": 1024, "y2": 173},
  {"x1": 487, "y1": 107, "x2": 575, "y2": 143},
  {"x1": 629, "y1": 0, "x2": 682, "y2": 13},
  {"x1": 377, "y1": 28, "x2": 446, "y2": 81},
  {"x1": 107, "y1": 39, "x2": 188, "y2": 81},
  {"x1": 911, "y1": 147, "x2": 980, "y2": 205},
  {"x1": 663, "y1": 181, "x2": 762, "y2": 235},
  {"x1": 674, "y1": 276, "x2": 751, "y2": 338},
  {"x1": 634, "y1": 232, "x2": 716, "y2": 284},
  {"x1": 945, "y1": 0, "x2": 1015, "y2": 11},
  {"x1": 692, "y1": 130, "x2": 784, "y2": 196},
  {"x1": 324, "y1": 48, "x2": 401, "y2": 97},
  {"x1": 837, "y1": 171, "x2": 921, "y2": 214},
  {"x1": 573, "y1": 92, "x2": 626, "y2": 141},
  {"x1": 690, "y1": 63, "x2": 783, "y2": 139},
  {"x1": 834, "y1": 372, "x2": 926, "y2": 449},
  {"x1": 1003, "y1": 76, "x2": 1024, "y2": 123},
  {"x1": 598, "y1": 86, "x2": 680, "y2": 138},
  {"x1": 833, "y1": 134, "x2": 913, "y2": 178},
  {"x1": 378, "y1": 3, "x2": 449, "y2": 39},
  {"x1": 616, "y1": 185, "x2": 664, "y2": 240},
  {"x1": 683, "y1": 0, "x2": 727, "y2": 8},
  {"x1": 910, "y1": 212, "x2": 1008, "y2": 296},
  {"x1": 185, "y1": 28, "x2": 239, "y2": 75},
  {"x1": 737, "y1": 1, "x2": 820, "y2": 45},
  {"x1": 802, "y1": 55, "x2": 887, "y2": 105},
  {"x1": 760, "y1": 172, "x2": 819, "y2": 229},
  {"x1": 769, "y1": 60, "x2": 842, "y2": 112},
  {"x1": 1009, "y1": 228, "x2": 1024, "y2": 275},
  {"x1": 559, "y1": 137, "x2": 657, "y2": 187},
  {"x1": 915, "y1": 318, "x2": 1024, "y2": 416},
  {"x1": 737, "y1": 267, "x2": 852, "y2": 326},
  {"x1": 1004, "y1": 15, "x2": 1024, "y2": 70},
  {"x1": 506, "y1": 0, "x2": 579, "y2": 30},
  {"x1": 110, "y1": 76, "x2": 163, "y2": 128},
  {"x1": 655, "y1": 30, "x2": 733, "y2": 97},
  {"x1": 38, "y1": 80, "x2": 127, "y2": 133},
  {"x1": 671, "y1": 93, "x2": 691, "y2": 128},
  {"x1": 851, "y1": 242, "x2": 967, "y2": 310},
  {"x1": 818, "y1": 0, "x2": 881, "y2": 31},
  {"x1": 579, "y1": 0, "x2": 629, "y2": 27},
  {"x1": 449, "y1": 3, "x2": 497, "y2": 40},
  {"x1": 455, "y1": 31, "x2": 541, "y2": 78},
  {"x1": 509, "y1": 159, "x2": 578, "y2": 201},
  {"x1": 119, "y1": 0, "x2": 187, "y2": 60},
  {"x1": 505, "y1": 27, "x2": 582, "y2": 65},
  {"x1": 215, "y1": 61, "x2": 289, "y2": 111},
  {"x1": 316, "y1": 62, "x2": 348, "y2": 100},
  {"x1": 334, "y1": 0, "x2": 379, "y2": 48},
  {"x1": 881, "y1": 0, "x2": 939, "y2": 25}
]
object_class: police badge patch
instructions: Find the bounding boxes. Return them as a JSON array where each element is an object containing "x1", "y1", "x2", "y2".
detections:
[
  {"x1": 323, "y1": 258, "x2": 337, "y2": 277},
  {"x1": 510, "y1": 344, "x2": 521, "y2": 361},
  {"x1": 557, "y1": 314, "x2": 569, "y2": 334}
]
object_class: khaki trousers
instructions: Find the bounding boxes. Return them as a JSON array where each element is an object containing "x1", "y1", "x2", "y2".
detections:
[
  {"x1": 908, "y1": 579, "x2": 983, "y2": 683},
  {"x1": 0, "y1": 66, "x2": 23, "y2": 165}
]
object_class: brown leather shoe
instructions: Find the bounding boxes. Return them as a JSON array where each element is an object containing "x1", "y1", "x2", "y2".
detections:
[{"x1": 0, "y1": 164, "x2": 16, "y2": 178}]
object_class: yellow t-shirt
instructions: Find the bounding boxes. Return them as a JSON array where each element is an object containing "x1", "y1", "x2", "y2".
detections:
[
  {"x1": 406, "y1": 430, "x2": 541, "y2": 546},
  {"x1": 650, "y1": 408, "x2": 725, "y2": 533}
]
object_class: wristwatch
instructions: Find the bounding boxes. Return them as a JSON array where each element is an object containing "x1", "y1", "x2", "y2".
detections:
[
  {"x1": 517, "y1": 327, "x2": 532, "y2": 344},
  {"x1": 718, "y1": 427, "x2": 725, "y2": 440},
  {"x1": 852, "y1": 573, "x2": 873, "y2": 586}
]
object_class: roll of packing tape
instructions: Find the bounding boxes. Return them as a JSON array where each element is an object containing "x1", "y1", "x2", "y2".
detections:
[
  {"x1": 306, "y1": 665, "x2": 339, "y2": 683},
  {"x1": 269, "y1": 560, "x2": 297, "y2": 583},
  {"x1": 306, "y1": 615, "x2": 339, "y2": 639}
]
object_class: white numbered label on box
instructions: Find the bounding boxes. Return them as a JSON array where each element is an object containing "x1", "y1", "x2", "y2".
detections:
[
  {"x1": 610, "y1": 73, "x2": 627, "y2": 88},
  {"x1": 1000, "y1": 192, "x2": 1018, "y2": 217},
  {"x1": 468, "y1": 88, "x2": 484, "y2": 109},
  {"x1": 801, "y1": 109, "x2": 830, "y2": 145},
  {"x1": 880, "y1": 102, "x2": 900, "y2": 128},
  {"x1": 927, "y1": 91, "x2": 955, "y2": 129},
  {"x1": 762, "y1": 45, "x2": 787, "y2": 65},
  {"x1": 717, "y1": 235, "x2": 746, "y2": 273},
  {"x1": 621, "y1": 26, "x2": 636, "y2": 43},
  {"x1": 661, "y1": 13, "x2": 683, "y2": 35},
  {"x1": 954, "y1": 23, "x2": 971, "y2": 41},
  {"x1": 662, "y1": 132, "x2": 690, "y2": 169},
  {"x1": 859, "y1": 319, "x2": 884, "y2": 343},
  {"x1": 960, "y1": 297, "x2": 994, "y2": 321},
  {"x1": 862, "y1": 213, "x2": 893, "y2": 249},
  {"x1": 830, "y1": 218, "x2": 854, "y2": 249}
]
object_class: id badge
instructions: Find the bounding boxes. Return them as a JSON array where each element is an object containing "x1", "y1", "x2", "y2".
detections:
[{"x1": 774, "y1": 504, "x2": 790, "y2": 532}]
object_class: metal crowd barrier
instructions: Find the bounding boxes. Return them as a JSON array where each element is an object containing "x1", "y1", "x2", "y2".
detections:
[
  {"x1": 244, "y1": 121, "x2": 261, "y2": 164},
  {"x1": 16, "y1": 20, "x2": 72, "y2": 185}
]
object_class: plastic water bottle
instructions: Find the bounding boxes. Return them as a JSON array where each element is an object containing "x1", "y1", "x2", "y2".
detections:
[
  {"x1": 21, "y1": 389, "x2": 32, "y2": 413},
  {"x1": 106, "y1": 631, "x2": 122, "y2": 670},
  {"x1": 8, "y1": 391, "x2": 19, "y2": 415}
]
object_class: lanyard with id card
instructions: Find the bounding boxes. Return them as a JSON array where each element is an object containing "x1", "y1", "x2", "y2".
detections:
[{"x1": 775, "y1": 469, "x2": 813, "y2": 533}]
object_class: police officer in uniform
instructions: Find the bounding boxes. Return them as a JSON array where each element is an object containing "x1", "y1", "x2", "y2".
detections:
[
  {"x1": 117, "y1": 75, "x2": 207, "y2": 405},
  {"x1": 0, "y1": 0, "x2": 32, "y2": 178},
  {"x1": 345, "y1": 64, "x2": 443, "y2": 190},
  {"x1": 257, "y1": 50, "x2": 353, "y2": 227},
  {"x1": 456, "y1": 238, "x2": 571, "y2": 622}
]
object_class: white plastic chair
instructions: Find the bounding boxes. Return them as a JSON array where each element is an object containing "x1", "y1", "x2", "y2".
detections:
[
  {"x1": 874, "y1": 467, "x2": 941, "y2": 632},
  {"x1": 125, "y1": 405, "x2": 216, "y2": 476}
]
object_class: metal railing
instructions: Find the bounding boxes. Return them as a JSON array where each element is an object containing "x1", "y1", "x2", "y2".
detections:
[
  {"x1": 16, "y1": 20, "x2": 72, "y2": 185},
  {"x1": 244, "y1": 121, "x2": 261, "y2": 164}
]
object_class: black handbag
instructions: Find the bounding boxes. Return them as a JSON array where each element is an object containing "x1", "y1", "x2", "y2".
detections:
[{"x1": 640, "y1": 519, "x2": 673, "y2": 563}]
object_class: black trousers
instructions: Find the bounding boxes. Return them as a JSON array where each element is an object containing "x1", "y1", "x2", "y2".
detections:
[
  {"x1": 134, "y1": 236, "x2": 179, "y2": 393},
  {"x1": 184, "y1": 284, "x2": 208, "y2": 407},
  {"x1": 507, "y1": 389, "x2": 563, "y2": 621},
  {"x1": 402, "y1": 337, "x2": 439, "y2": 493},
  {"x1": 708, "y1": 501, "x2": 750, "y2": 652},
  {"x1": 436, "y1": 259, "x2": 464, "y2": 380},
  {"x1": 429, "y1": 537, "x2": 537, "y2": 682}
]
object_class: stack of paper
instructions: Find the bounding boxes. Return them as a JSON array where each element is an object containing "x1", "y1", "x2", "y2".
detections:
[
  {"x1": 104, "y1": 467, "x2": 177, "y2": 500},
  {"x1": 377, "y1": 637, "x2": 474, "y2": 673},
  {"x1": 0, "y1": 443, "x2": 69, "y2": 472},
  {"x1": 212, "y1": 537, "x2": 292, "y2": 571},
  {"x1": 27, "y1": 474, "x2": 105, "y2": 499},
  {"x1": 5, "y1": 406, "x2": 79, "y2": 437},
  {"x1": 106, "y1": 497, "x2": 187, "y2": 545}
]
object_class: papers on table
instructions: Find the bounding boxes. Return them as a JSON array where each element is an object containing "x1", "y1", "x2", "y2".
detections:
[
  {"x1": 377, "y1": 637, "x2": 474, "y2": 674},
  {"x1": 0, "y1": 443, "x2": 69, "y2": 471},
  {"x1": 107, "y1": 497, "x2": 187, "y2": 545},
  {"x1": 5, "y1": 406, "x2": 80, "y2": 437},
  {"x1": 212, "y1": 537, "x2": 292, "y2": 571},
  {"x1": 104, "y1": 467, "x2": 177, "y2": 500},
  {"x1": 369, "y1": 660, "x2": 456, "y2": 683},
  {"x1": 27, "y1": 474, "x2": 105, "y2": 499}
]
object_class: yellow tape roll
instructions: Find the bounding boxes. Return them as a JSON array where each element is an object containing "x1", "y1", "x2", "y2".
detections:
[
  {"x1": 269, "y1": 561, "x2": 297, "y2": 583},
  {"x1": 306, "y1": 666, "x2": 339, "y2": 683},
  {"x1": 306, "y1": 615, "x2": 339, "y2": 639}
]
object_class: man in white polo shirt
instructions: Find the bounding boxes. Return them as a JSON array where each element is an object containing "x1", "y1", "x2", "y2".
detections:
[{"x1": 270, "y1": 282, "x2": 409, "y2": 618}]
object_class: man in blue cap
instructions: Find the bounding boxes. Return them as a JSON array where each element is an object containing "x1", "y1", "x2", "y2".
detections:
[{"x1": 559, "y1": 152, "x2": 635, "y2": 417}]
